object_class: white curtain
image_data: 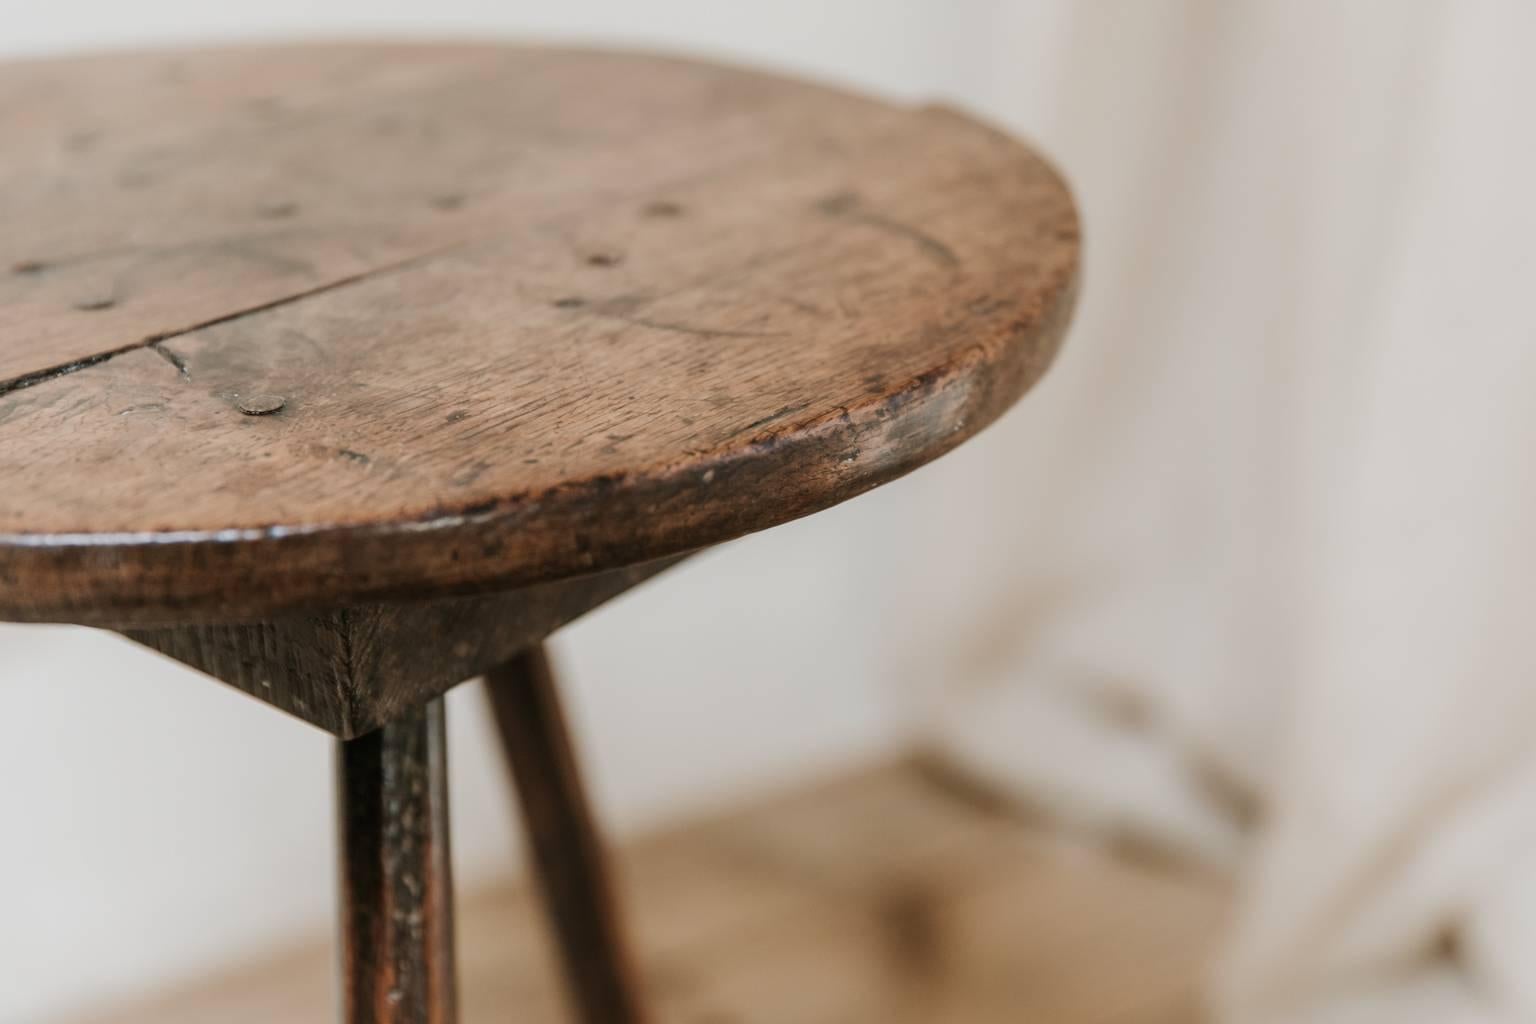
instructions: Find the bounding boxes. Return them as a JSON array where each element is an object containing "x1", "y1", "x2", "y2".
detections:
[{"x1": 894, "y1": 2, "x2": 1536, "y2": 1020}]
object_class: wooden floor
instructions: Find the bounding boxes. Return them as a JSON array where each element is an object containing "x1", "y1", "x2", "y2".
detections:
[{"x1": 59, "y1": 761, "x2": 1228, "y2": 1023}]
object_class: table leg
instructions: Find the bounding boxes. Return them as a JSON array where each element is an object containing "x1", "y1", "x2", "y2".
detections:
[
  {"x1": 485, "y1": 646, "x2": 649, "y2": 1023},
  {"x1": 337, "y1": 698, "x2": 458, "y2": 1024}
]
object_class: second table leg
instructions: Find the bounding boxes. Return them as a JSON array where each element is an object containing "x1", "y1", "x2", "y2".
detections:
[{"x1": 485, "y1": 645, "x2": 649, "y2": 1024}]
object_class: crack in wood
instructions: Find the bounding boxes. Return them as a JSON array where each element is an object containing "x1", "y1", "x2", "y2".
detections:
[
  {"x1": 0, "y1": 349, "x2": 129, "y2": 398},
  {"x1": 0, "y1": 247, "x2": 458, "y2": 398}
]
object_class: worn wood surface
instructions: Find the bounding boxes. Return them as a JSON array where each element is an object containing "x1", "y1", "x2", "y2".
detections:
[
  {"x1": 121, "y1": 556, "x2": 679, "y2": 735},
  {"x1": 0, "y1": 43, "x2": 1079, "y2": 625},
  {"x1": 54, "y1": 762, "x2": 1224, "y2": 1024},
  {"x1": 486, "y1": 647, "x2": 649, "y2": 1023},
  {"x1": 337, "y1": 698, "x2": 458, "y2": 1024}
]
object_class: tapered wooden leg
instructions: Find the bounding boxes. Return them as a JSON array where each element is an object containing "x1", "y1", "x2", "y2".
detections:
[
  {"x1": 485, "y1": 646, "x2": 649, "y2": 1023},
  {"x1": 337, "y1": 698, "x2": 458, "y2": 1024}
]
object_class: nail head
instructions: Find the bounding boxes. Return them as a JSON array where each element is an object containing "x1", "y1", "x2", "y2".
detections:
[{"x1": 236, "y1": 394, "x2": 286, "y2": 416}]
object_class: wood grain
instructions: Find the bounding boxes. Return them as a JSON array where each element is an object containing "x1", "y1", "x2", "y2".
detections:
[
  {"x1": 337, "y1": 698, "x2": 458, "y2": 1024},
  {"x1": 0, "y1": 43, "x2": 1079, "y2": 625},
  {"x1": 121, "y1": 556, "x2": 680, "y2": 735},
  {"x1": 486, "y1": 647, "x2": 649, "y2": 1023}
]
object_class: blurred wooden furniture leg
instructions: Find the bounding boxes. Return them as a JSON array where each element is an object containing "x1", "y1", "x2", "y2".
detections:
[
  {"x1": 338, "y1": 699, "x2": 459, "y2": 1024},
  {"x1": 486, "y1": 647, "x2": 648, "y2": 1023}
]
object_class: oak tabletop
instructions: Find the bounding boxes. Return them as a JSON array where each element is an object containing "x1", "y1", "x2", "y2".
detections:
[{"x1": 0, "y1": 43, "x2": 1078, "y2": 625}]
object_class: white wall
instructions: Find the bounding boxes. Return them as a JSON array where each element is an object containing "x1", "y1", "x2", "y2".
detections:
[{"x1": 0, "y1": 4, "x2": 1024, "y2": 1020}]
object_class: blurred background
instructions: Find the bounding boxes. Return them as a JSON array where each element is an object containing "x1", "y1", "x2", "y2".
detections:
[{"x1": 4, "y1": 3, "x2": 1534, "y2": 1023}]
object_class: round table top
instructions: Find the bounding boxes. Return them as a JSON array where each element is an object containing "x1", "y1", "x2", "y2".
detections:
[{"x1": 0, "y1": 43, "x2": 1078, "y2": 625}]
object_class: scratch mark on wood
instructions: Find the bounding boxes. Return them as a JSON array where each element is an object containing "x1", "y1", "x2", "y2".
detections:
[
  {"x1": 738, "y1": 401, "x2": 813, "y2": 435},
  {"x1": 590, "y1": 297, "x2": 783, "y2": 340},
  {"x1": 817, "y1": 191, "x2": 959, "y2": 268},
  {"x1": 150, "y1": 341, "x2": 190, "y2": 378}
]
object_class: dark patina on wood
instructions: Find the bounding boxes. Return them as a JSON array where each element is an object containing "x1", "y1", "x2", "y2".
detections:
[
  {"x1": 0, "y1": 44, "x2": 1079, "y2": 627},
  {"x1": 122, "y1": 557, "x2": 681, "y2": 736},
  {"x1": 487, "y1": 646, "x2": 649, "y2": 1023},
  {"x1": 338, "y1": 698, "x2": 458, "y2": 1024}
]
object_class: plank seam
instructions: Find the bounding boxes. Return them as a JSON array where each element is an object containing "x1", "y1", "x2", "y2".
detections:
[{"x1": 0, "y1": 246, "x2": 457, "y2": 398}]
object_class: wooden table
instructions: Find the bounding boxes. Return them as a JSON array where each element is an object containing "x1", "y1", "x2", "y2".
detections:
[{"x1": 0, "y1": 43, "x2": 1078, "y2": 1024}]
